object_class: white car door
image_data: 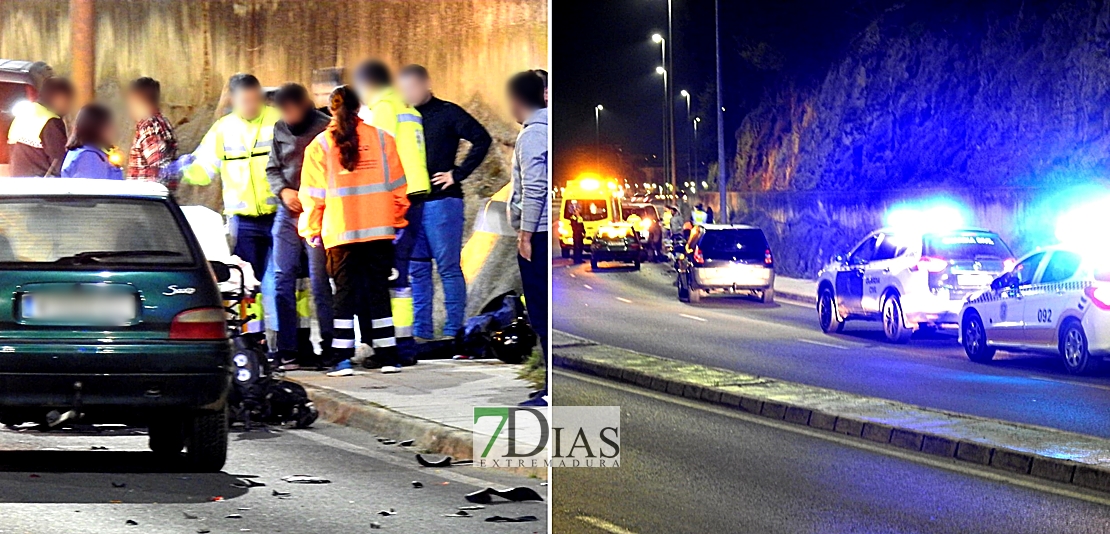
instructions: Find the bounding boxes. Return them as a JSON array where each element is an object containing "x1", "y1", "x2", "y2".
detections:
[
  {"x1": 988, "y1": 251, "x2": 1045, "y2": 344},
  {"x1": 1022, "y1": 250, "x2": 1083, "y2": 348},
  {"x1": 862, "y1": 232, "x2": 901, "y2": 313}
]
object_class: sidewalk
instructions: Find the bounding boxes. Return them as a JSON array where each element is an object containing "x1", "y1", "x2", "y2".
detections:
[
  {"x1": 284, "y1": 359, "x2": 543, "y2": 477},
  {"x1": 774, "y1": 275, "x2": 815, "y2": 304}
]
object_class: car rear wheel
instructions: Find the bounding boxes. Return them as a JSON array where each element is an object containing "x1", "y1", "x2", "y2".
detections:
[
  {"x1": 688, "y1": 277, "x2": 701, "y2": 303},
  {"x1": 185, "y1": 408, "x2": 228, "y2": 472},
  {"x1": 148, "y1": 417, "x2": 185, "y2": 455},
  {"x1": 881, "y1": 293, "x2": 912, "y2": 344},
  {"x1": 760, "y1": 288, "x2": 775, "y2": 304},
  {"x1": 1060, "y1": 320, "x2": 1099, "y2": 375},
  {"x1": 962, "y1": 312, "x2": 995, "y2": 363},
  {"x1": 817, "y1": 289, "x2": 845, "y2": 333}
]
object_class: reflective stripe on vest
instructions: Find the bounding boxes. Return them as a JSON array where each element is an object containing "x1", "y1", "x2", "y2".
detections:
[
  {"x1": 338, "y1": 226, "x2": 394, "y2": 242},
  {"x1": 397, "y1": 113, "x2": 422, "y2": 125}
]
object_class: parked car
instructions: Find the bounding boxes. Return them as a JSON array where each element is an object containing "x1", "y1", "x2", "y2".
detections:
[
  {"x1": 959, "y1": 246, "x2": 1110, "y2": 374},
  {"x1": 0, "y1": 178, "x2": 232, "y2": 470},
  {"x1": 622, "y1": 202, "x2": 664, "y2": 261},
  {"x1": 677, "y1": 224, "x2": 775, "y2": 304},
  {"x1": 590, "y1": 222, "x2": 642, "y2": 270},
  {"x1": 0, "y1": 60, "x2": 53, "y2": 177},
  {"x1": 816, "y1": 228, "x2": 1015, "y2": 343}
]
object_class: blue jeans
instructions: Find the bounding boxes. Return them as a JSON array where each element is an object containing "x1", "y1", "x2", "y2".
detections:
[
  {"x1": 271, "y1": 205, "x2": 334, "y2": 353},
  {"x1": 230, "y1": 213, "x2": 276, "y2": 328},
  {"x1": 411, "y1": 197, "x2": 466, "y2": 338}
]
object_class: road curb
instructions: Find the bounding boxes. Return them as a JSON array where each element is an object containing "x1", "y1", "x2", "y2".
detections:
[
  {"x1": 287, "y1": 378, "x2": 547, "y2": 480},
  {"x1": 773, "y1": 287, "x2": 813, "y2": 306},
  {"x1": 552, "y1": 332, "x2": 1110, "y2": 494}
]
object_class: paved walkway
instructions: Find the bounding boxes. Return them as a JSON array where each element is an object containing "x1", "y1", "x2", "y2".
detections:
[{"x1": 286, "y1": 359, "x2": 534, "y2": 432}]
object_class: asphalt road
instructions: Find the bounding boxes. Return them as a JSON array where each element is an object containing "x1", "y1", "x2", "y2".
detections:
[
  {"x1": 0, "y1": 421, "x2": 547, "y2": 533},
  {"x1": 553, "y1": 257, "x2": 1110, "y2": 437},
  {"x1": 553, "y1": 372, "x2": 1110, "y2": 534}
]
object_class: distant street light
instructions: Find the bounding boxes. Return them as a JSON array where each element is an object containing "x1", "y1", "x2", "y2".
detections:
[
  {"x1": 652, "y1": 33, "x2": 671, "y2": 195},
  {"x1": 680, "y1": 89, "x2": 691, "y2": 186},
  {"x1": 594, "y1": 104, "x2": 604, "y2": 172},
  {"x1": 693, "y1": 116, "x2": 701, "y2": 183}
]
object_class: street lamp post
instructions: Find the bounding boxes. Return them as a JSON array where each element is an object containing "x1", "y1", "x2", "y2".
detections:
[
  {"x1": 693, "y1": 116, "x2": 700, "y2": 185},
  {"x1": 652, "y1": 33, "x2": 671, "y2": 197},
  {"x1": 680, "y1": 89, "x2": 691, "y2": 187},
  {"x1": 594, "y1": 104, "x2": 603, "y2": 173},
  {"x1": 715, "y1": 0, "x2": 728, "y2": 222}
]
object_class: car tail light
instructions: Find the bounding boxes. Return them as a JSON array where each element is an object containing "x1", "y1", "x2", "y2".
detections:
[
  {"x1": 911, "y1": 256, "x2": 948, "y2": 273},
  {"x1": 693, "y1": 245, "x2": 704, "y2": 264},
  {"x1": 1085, "y1": 286, "x2": 1110, "y2": 310},
  {"x1": 1003, "y1": 258, "x2": 1016, "y2": 272},
  {"x1": 169, "y1": 308, "x2": 227, "y2": 340},
  {"x1": 764, "y1": 249, "x2": 773, "y2": 265},
  {"x1": 558, "y1": 220, "x2": 569, "y2": 236}
]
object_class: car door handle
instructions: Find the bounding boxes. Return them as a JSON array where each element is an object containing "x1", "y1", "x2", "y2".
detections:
[{"x1": 882, "y1": 268, "x2": 890, "y2": 273}]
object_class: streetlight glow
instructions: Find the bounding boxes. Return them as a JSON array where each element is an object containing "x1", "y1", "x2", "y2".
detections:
[
  {"x1": 652, "y1": 33, "x2": 663, "y2": 43},
  {"x1": 680, "y1": 89, "x2": 688, "y2": 97},
  {"x1": 656, "y1": 66, "x2": 666, "y2": 74}
]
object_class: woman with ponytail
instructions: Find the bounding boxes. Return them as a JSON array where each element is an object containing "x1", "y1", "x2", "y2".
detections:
[{"x1": 299, "y1": 85, "x2": 411, "y2": 375}]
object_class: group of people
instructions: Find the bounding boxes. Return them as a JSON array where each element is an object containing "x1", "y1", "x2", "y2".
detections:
[{"x1": 7, "y1": 60, "x2": 550, "y2": 405}]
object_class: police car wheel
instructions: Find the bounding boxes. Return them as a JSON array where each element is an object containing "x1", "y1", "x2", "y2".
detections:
[
  {"x1": 1060, "y1": 321, "x2": 1099, "y2": 375},
  {"x1": 881, "y1": 294, "x2": 912, "y2": 344},
  {"x1": 962, "y1": 312, "x2": 995, "y2": 363},
  {"x1": 817, "y1": 289, "x2": 845, "y2": 333}
]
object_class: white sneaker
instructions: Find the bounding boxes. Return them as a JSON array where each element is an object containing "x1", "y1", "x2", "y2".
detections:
[
  {"x1": 380, "y1": 365, "x2": 402, "y2": 374},
  {"x1": 325, "y1": 360, "x2": 355, "y2": 377}
]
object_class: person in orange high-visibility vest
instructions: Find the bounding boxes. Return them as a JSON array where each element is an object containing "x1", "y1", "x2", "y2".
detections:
[{"x1": 299, "y1": 85, "x2": 410, "y2": 375}]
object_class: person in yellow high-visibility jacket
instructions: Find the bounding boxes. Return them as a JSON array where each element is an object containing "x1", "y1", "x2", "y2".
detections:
[
  {"x1": 183, "y1": 74, "x2": 281, "y2": 335},
  {"x1": 354, "y1": 60, "x2": 430, "y2": 365}
]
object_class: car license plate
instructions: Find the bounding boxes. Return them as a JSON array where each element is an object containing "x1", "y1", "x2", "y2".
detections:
[
  {"x1": 956, "y1": 273, "x2": 993, "y2": 287},
  {"x1": 22, "y1": 292, "x2": 137, "y2": 322}
]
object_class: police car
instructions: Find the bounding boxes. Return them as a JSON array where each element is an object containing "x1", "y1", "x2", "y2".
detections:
[
  {"x1": 959, "y1": 246, "x2": 1110, "y2": 374},
  {"x1": 816, "y1": 228, "x2": 1015, "y2": 343}
]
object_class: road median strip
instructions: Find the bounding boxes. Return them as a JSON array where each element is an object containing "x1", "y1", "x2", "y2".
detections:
[{"x1": 552, "y1": 330, "x2": 1110, "y2": 493}]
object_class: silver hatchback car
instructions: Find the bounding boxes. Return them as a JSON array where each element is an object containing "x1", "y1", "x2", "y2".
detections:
[{"x1": 677, "y1": 224, "x2": 775, "y2": 304}]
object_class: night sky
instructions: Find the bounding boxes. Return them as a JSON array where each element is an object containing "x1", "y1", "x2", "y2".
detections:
[{"x1": 552, "y1": 0, "x2": 892, "y2": 177}]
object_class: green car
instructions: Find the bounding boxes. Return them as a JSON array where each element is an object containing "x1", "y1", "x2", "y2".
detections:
[{"x1": 0, "y1": 179, "x2": 231, "y2": 471}]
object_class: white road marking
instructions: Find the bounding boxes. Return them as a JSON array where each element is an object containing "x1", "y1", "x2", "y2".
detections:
[
  {"x1": 1025, "y1": 376, "x2": 1110, "y2": 393},
  {"x1": 678, "y1": 313, "x2": 707, "y2": 322},
  {"x1": 615, "y1": 297, "x2": 633, "y2": 304},
  {"x1": 778, "y1": 298, "x2": 811, "y2": 308},
  {"x1": 570, "y1": 273, "x2": 577, "y2": 278},
  {"x1": 797, "y1": 338, "x2": 851, "y2": 350},
  {"x1": 584, "y1": 284, "x2": 594, "y2": 290},
  {"x1": 576, "y1": 515, "x2": 638, "y2": 534},
  {"x1": 558, "y1": 370, "x2": 1110, "y2": 508}
]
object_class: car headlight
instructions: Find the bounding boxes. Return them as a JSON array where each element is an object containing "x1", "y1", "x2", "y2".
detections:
[
  {"x1": 236, "y1": 368, "x2": 253, "y2": 382},
  {"x1": 233, "y1": 354, "x2": 249, "y2": 367}
]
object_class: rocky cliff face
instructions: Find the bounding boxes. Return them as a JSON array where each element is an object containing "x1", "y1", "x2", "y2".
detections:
[{"x1": 735, "y1": 0, "x2": 1110, "y2": 193}]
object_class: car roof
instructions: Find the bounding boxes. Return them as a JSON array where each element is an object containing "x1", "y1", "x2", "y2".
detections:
[
  {"x1": 700, "y1": 224, "x2": 760, "y2": 230},
  {"x1": 874, "y1": 227, "x2": 994, "y2": 235},
  {"x1": 0, "y1": 178, "x2": 169, "y2": 198},
  {"x1": 0, "y1": 59, "x2": 41, "y2": 84}
]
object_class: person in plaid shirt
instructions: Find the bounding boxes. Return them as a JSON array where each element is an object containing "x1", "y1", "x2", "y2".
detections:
[{"x1": 126, "y1": 77, "x2": 180, "y2": 189}]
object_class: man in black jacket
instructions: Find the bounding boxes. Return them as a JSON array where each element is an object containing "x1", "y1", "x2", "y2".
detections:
[
  {"x1": 398, "y1": 65, "x2": 492, "y2": 340},
  {"x1": 265, "y1": 83, "x2": 334, "y2": 370}
]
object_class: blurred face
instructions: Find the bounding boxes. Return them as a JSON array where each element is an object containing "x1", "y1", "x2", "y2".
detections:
[
  {"x1": 50, "y1": 94, "x2": 73, "y2": 117},
  {"x1": 231, "y1": 87, "x2": 264, "y2": 120},
  {"x1": 508, "y1": 94, "x2": 527, "y2": 124},
  {"x1": 279, "y1": 101, "x2": 308, "y2": 125},
  {"x1": 125, "y1": 92, "x2": 151, "y2": 121},
  {"x1": 398, "y1": 74, "x2": 430, "y2": 106},
  {"x1": 310, "y1": 83, "x2": 334, "y2": 109}
]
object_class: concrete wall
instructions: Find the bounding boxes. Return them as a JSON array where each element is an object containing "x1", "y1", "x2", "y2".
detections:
[{"x1": 0, "y1": 0, "x2": 547, "y2": 325}]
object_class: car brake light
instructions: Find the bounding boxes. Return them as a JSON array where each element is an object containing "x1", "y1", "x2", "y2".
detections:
[
  {"x1": 1003, "y1": 258, "x2": 1016, "y2": 272},
  {"x1": 693, "y1": 245, "x2": 704, "y2": 264},
  {"x1": 911, "y1": 256, "x2": 948, "y2": 273},
  {"x1": 764, "y1": 249, "x2": 773, "y2": 265},
  {"x1": 169, "y1": 308, "x2": 227, "y2": 340},
  {"x1": 1085, "y1": 286, "x2": 1110, "y2": 310}
]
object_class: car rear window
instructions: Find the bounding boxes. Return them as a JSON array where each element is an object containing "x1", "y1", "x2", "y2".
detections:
[
  {"x1": 565, "y1": 199, "x2": 608, "y2": 222},
  {"x1": 697, "y1": 228, "x2": 769, "y2": 261},
  {"x1": 0, "y1": 197, "x2": 195, "y2": 266},
  {"x1": 624, "y1": 205, "x2": 658, "y2": 221},
  {"x1": 923, "y1": 232, "x2": 1012, "y2": 260}
]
